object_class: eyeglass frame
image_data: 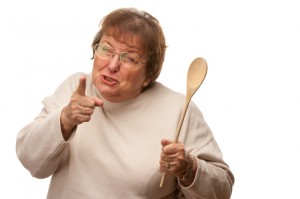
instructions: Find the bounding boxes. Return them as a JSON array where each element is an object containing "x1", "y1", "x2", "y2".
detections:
[{"x1": 93, "y1": 43, "x2": 146, "y2": 68}]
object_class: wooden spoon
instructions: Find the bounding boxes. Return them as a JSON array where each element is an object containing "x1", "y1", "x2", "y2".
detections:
[{"x1": 159, "y1": 57, "x2": 208, "y2": 188}]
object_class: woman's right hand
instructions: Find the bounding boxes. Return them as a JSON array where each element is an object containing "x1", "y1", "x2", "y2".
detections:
[{"x1": 60, "y1": 75, "x2": 103, "y2": 140}]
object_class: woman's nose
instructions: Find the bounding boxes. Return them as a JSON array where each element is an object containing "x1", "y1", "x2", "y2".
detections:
[{"x1": 107, "y1": 54, "x2": 121, "y2": 73}]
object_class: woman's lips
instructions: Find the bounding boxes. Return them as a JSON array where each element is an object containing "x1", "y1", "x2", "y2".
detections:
[{"x1": 101, "y1": 75, "x2": 119, "y2": 86}]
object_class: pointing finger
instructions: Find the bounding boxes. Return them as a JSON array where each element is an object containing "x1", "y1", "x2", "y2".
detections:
[{"x1": 75, "y1": 75, "x2": 86, "y2": 96}]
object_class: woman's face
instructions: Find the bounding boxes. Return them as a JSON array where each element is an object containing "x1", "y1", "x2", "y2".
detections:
[{"x1": 92, "y1": 34, "x2": 148, "y2": 102}]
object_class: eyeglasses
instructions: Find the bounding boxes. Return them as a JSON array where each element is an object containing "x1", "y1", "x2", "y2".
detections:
[{"x1": 94, "y1": 43, "x2": 146, "y2": 69}]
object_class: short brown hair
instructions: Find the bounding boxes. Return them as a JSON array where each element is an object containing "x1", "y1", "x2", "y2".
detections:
[{"x1": 92, "y1": 8, "x2": 167, "y2": 90}]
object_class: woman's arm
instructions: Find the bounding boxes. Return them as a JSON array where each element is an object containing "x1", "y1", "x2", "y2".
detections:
[
  {"x1": 178, "y1": 102, "x2": 235, "y2": 199},
  {"x1": 16, "y1": 73, "x2": 83, "y2": 178},
  {"x1": 16, "y1": 107, "x2": 71, "y2": 178}
]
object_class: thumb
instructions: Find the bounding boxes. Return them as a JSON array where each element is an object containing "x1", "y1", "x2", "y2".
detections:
[
  {"x1": 92, "y1": 97, "x2": 104, "y2": 107},
  {"x1": 161, "y1": 139, "x2": 172, "y2": 147},
  {"x1": 75, "y1": 75, "x2": 86, "y2": 96}
]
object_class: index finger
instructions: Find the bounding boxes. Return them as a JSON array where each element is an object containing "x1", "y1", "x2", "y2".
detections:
[{"x1": 75, "y1": 75, "x2": 86, "y2": 96}]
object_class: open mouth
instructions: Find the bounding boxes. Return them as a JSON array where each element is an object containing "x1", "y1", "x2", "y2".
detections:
[{"x1": 102, "y1": 75, "x2": 119, "y2": 85}]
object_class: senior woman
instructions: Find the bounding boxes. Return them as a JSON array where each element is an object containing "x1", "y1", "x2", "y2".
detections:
[{"x1": 16, "y1": 8, "x2": 234, "y2": 199}]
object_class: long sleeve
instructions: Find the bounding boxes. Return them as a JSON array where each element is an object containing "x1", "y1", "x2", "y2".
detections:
[
  {"x1": 177, "y1": 101, "x2": 234, "y2": 199},
  {"x1": 16, "y1": 73, "x2": 82, "y2": 178}
]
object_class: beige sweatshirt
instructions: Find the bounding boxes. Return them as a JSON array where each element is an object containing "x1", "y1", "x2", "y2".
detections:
[{"x1": 16, "y1": 72, "x2": 234, "y2": 199}]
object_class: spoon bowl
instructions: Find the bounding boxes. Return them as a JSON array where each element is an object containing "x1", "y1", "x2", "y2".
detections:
[
  {"x1": 175, "y1": 57, "x2": 208, "y2": 142},
  {"x1": 187, "y1": 58, "x2": 208, "y2": 92}
]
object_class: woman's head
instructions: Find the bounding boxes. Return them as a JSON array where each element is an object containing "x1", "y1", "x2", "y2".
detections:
[{"x1": 92, "y1": 8, "x2": 167, "y2": 90}]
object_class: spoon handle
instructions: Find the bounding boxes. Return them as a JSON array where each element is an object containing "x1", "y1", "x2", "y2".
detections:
[
  {"x1": 174, "y1": 98, "x2": 191, "y2": 142},
  {"x1": 159, "y1": 98, "x2": 191, "y2": 187}
]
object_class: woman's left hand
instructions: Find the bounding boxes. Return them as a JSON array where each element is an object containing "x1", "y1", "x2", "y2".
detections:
[{"x1": 159, "y1": 139, "x2": 189, "y2": 178}]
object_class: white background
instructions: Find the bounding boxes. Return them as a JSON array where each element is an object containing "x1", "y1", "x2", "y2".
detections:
[{"x1": 1, "y1": 0, "x2": 299, "y2": 198}]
